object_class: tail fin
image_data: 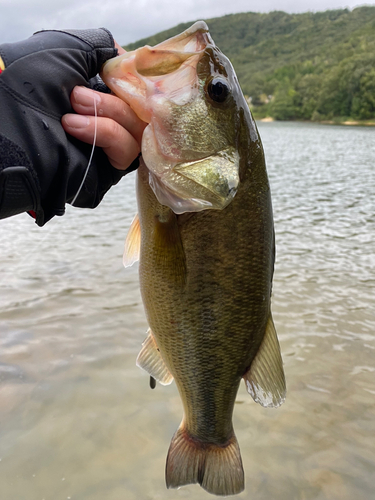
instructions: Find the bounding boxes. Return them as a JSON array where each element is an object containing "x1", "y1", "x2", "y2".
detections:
[{"x1": 166, "y1": 424, "x2": 244, "y2": 496}]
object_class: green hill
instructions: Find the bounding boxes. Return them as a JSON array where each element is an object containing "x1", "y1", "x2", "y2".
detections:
[{"x1": 125, "y1": 7, "x2": 375, "y2": 121}]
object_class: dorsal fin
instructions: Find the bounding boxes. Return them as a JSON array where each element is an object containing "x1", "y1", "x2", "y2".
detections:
[
  {"x1": 244, "y1": 313, "x2": 286, "y2": 408},
  {"x1": 123, "y1": 214, "x2": 141, "y2": 268}
]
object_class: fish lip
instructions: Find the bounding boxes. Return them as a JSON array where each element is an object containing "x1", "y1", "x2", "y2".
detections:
[
  {"x1": 172, "y1": 150, "x2": 240, "y2": 201},
  {"x1": 147, "y1": 162, "x2": 238, "y2": 215},
  {"x1": 152, "y1": 21, "x2": 212, "y2": 53},
  {"x1": 173, "y1": 166, "x2": 237, "y2": 200},
  {"x1": 102, "y1": 20, "x2": 213, "y2": 82},
  {"x1": 147, "y1": 169, "x2": 214, "y2": 214}
]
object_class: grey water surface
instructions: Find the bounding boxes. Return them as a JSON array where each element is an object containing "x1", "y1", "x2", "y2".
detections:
[{"x1": 0, "y1": 121, "x2": 374, "y2": 500}]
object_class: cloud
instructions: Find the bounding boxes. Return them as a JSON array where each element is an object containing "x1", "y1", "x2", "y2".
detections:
[{"x1": 0, "y1": 0, "x2": 373, "y2": 45}]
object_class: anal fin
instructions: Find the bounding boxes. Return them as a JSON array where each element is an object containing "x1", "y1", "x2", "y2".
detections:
[
  {"x1": 244, "y1": 313, "x2": 286, "y2": 408},
  {"x1": 136, "y1": 329, "x2": 173, "y2": 386},
  {"x1": 123, "y1": 214, "x2": 141, "y2": 268}
]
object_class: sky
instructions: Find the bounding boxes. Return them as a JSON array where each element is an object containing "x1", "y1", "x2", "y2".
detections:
[{"x1": 0, "y1": 0, "x2": 374, "y2": 46}]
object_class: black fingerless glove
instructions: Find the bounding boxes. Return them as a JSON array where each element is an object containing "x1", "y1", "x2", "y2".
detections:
[{"x1": 0, "y1": 28, "x2": 138, "y2": 226}]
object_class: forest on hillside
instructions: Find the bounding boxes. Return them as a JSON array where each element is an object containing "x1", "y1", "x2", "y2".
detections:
[{"x1": 125, "y1": 7, "x2": 375, "y2": 122}]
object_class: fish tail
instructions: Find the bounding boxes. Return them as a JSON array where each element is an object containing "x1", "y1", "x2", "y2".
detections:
[{"x1": 166, "y1": 423, "x2": 244, "y2": 496}]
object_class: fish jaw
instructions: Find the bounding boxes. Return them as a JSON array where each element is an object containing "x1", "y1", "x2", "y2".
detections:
[{"x1": 141, "y1": 123, "x2": 239, "y2": 213}]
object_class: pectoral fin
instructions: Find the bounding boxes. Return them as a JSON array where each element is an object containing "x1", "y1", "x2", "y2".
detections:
[
  {"x1": 244, "y1": 313, "x2": 286, "y2": 408},
  {"x1": 123, "y1": 214, "x2": 141, "y2": 268},
  {"x1": 136, "y1": 329, "x2": 174, "y2": 386}
]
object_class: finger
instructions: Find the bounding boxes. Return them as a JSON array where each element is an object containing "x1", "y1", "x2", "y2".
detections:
[
  {"x1": 62, "y1": 114, "x2": 140, "y2": 171},
  {"x1": 70, "y1": 86, "x2": 147, "y2": 145}
]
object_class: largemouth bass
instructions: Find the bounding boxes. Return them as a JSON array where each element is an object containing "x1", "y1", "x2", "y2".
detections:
[{"x1": 101, "y1": 22, "x2": 286, "y2": 496}]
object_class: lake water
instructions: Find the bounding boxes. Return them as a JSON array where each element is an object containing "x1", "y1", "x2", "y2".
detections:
[{"x1": 0, "y1": 121, "x2": 374, "y2": 500}]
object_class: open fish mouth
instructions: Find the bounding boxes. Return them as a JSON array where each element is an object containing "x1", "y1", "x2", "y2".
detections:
[
  {"x1": 101, "y1": 21, "x2": 212, "y2": 122},
  {"x1": 101, "y1": 21, "x2": 241, "y2": 213}
]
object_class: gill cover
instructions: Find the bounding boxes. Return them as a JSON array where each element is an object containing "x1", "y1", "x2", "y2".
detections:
[{"x1": 101, "y1": 21, "x2": 240, "y2": 214}]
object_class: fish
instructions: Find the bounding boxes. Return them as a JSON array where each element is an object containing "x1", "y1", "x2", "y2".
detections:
[{"x1": 101, "y1": 21, "x2": 286, "y2": 496}]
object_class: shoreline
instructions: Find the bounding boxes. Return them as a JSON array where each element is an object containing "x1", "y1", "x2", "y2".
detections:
[{"x1": 256, "y1": 117, "x2": 375, "y2": 127}]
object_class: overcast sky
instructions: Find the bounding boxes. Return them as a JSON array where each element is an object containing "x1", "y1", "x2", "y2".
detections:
[{"x1": 0, "y1": 0, "x2": 374, "y2": 45}]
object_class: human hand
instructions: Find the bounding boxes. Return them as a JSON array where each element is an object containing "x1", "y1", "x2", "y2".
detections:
[
  {"x1": 62, "y1": 85, "x2": 147, "y2": 171},
  {"x1": 62, "y1": 42, "x2": 146, "y2": 171},
  {"x1": 0, "y1": 29, "x2": 139, "y2": 226}
]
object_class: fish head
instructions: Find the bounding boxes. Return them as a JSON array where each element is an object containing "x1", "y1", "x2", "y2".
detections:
[{"x1": 101, "y1": 21, "x2": 251, "y2": 214}]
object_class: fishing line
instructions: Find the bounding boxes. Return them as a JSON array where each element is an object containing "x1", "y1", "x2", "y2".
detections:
[{"x1": 71, "y1": 96, "x2": 98, "y2": 206}]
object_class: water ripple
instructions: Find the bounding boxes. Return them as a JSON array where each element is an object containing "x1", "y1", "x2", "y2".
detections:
[{"x1": 0, "y1": 124, "x2": 374, "y2": 499}]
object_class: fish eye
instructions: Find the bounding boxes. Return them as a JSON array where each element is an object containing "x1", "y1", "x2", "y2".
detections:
[{"x1": 206, "y1": 77, "x2": 230, "y2": 103}]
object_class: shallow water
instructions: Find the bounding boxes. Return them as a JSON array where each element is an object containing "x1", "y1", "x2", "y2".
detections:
[{"x1": 0, "y1": 121, "x2": 374, "y2": 500}]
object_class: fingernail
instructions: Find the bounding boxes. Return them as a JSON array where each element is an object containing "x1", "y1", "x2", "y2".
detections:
[
  {"x1": 73, "y1": 86, "x2": 101, "y2": 107},
  {"x1": 64, "y1": 114, "x2": 90, "y2": 128}
]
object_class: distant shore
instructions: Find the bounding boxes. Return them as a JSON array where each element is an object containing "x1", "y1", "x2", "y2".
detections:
[{"x1": 256, "y1": 117, "x2": 375, "y2": 127}]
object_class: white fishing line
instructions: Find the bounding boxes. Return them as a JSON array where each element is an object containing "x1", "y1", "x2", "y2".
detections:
[{"x1": 71, "y1": 97, "x2": 98, "y2": 206}]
